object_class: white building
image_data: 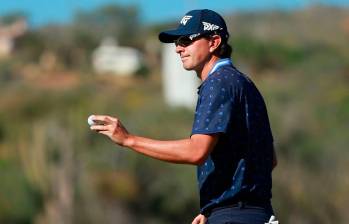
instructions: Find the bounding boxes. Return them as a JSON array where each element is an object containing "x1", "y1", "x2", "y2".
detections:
[
  {"x1": 0, "y1": 19, "x2": 27, "y2": 57},
  {"x1": 92, "y1": 37, "x2": 142, "y2": 76},
  {"x1": 162, "y1": 44, "x2": 200, "y2": 109}
]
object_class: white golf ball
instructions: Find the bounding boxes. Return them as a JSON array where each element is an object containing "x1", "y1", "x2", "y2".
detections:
[{"x1": 87, "y1": 115, "x2": 96, "y2": 126}]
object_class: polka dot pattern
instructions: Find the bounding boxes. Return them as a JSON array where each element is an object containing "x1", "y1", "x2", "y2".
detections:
[{"x1": 192, "y1": 59, "x2": 275, "y2": 215}]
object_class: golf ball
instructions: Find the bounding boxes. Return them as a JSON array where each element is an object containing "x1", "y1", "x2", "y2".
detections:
[{"x1": 87, "y1": 115, "x2": 95, "y2": 126}]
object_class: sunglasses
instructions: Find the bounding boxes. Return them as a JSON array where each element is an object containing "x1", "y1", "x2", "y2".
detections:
[{"x1": 174, "y1": 34, "x2": 211, "y2": 47}]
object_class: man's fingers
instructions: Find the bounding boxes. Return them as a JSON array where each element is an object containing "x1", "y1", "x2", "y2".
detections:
[
  {"x1": 192, "y1": 218, "x2": 203, "y2": 224},
  {"x1": 88, "y1": 114, "x2": 128, "y2": 146},
  {"x1": 98, "y1": 131, "x2": 110, "y2": 136},
  {"x1": 191, "y1": 218, "x2": 198, "y2": 224},
  {"x1": 106, "y1": 115, "x2": 118, "y2": 122},
  {"x1": 91, "y1": 115, "x2": 118, "y2": 125},
  {"x1": 192, "y1": 215, "x2": 206, "y2": 224},
  {"x1": 191, "y1": 216, "x2": 198, "y2": 224},
  {"x1": 90, "y1": 125, "x2": 110, "y2": 131}
]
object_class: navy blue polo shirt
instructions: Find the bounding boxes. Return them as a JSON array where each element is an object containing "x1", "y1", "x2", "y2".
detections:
[{"x1": 191, "y1": 58, "x2": 274, "y2": 215}]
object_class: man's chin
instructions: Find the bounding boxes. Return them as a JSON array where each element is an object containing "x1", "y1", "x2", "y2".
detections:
[
  {"x1": 182, "y1": 66, "x2": 192, "y2": 71},
  {"x1": 182, "y1": 64, "x2": 194, "y2": 71}
]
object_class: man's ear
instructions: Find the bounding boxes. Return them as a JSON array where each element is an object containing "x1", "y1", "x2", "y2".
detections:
[{"x1": 209, "y1": 35, "x2": 222, "y2": 53}]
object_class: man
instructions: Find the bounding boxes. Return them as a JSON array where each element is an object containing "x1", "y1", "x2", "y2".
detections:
[{"x1": 90, "y1": 9, "x2": 277, "y2": 224}]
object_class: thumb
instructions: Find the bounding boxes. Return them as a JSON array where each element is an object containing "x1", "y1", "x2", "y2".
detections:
[
  {"x1": 191, "y1": 216, "x2": 200, "y2": 224},
  {"x1": 200, "y1": 216, "x2": 207, "y2": 224}
]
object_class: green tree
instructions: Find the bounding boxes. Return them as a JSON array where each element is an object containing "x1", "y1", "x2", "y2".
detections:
[{"x1": 73, "y1": 4, "x2": 142, "y2": 47}]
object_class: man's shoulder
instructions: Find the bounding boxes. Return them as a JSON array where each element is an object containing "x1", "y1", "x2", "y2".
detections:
[{"x1": 205, "y1": 66, "x2": 253, "y2": 90}]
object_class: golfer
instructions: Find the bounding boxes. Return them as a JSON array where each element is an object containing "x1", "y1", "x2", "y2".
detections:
[{"x1": 90, "y1": 9, "x2": 277, "y2": 224}]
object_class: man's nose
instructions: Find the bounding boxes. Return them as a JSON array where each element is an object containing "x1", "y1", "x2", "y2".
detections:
[{"x1": 175, "y1": 44, "x2": 184, "y2": 54}]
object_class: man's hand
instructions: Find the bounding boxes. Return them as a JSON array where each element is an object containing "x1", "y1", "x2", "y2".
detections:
[
  {"x1": 192, "y1": 214, "x2": 207, "y2": 224},
  {"x1": 89, "y1": 115, "x2": 219, "y2": 164},
  {"x1": 89, "y1": 115, "x2": 131, "y2": 146}
]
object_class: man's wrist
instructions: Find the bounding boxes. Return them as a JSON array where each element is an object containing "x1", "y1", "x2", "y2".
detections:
[{"x1": 123, "y1": 135, "x2": 135, "y2": 148}]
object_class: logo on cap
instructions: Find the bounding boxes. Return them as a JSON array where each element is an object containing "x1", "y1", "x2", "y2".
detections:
[
  {"x1": 180, "y1": 15, "x2": 192, "y2": 25},
  {"x1": 202, "y1": 22, "x2": 220, "y2": 31},
  {"x1": 189, "y1": 33, "x2": 201, "y2": 40}
]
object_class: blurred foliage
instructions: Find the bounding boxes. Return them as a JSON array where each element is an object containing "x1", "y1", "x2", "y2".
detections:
[
  {"x1": 15, "y1": 31, "x2": 46, "y2": 62},
  {"x1": 232, "y1": 36, "x2": 306, "y2": 71},
  {"x1": 0, "y1": 11, "x2": 27, "y2": 25},
  {"x1": 73, "y1": 4, "x2": 142, "y2": 47},
  {"x1": 0, "y1": 161, "x2": 42, "y2": 223},
  {"x1": 0, "y1": 60, "x2": 16, "y2": 83},
  {"x1": 12, "y1": 4, "x2": 144, "y2": 71},
  {"x1": 1, "y1": 4, "x2": 349, "y2": 224}
]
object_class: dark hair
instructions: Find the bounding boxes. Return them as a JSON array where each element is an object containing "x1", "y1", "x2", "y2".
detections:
[
  {"x1": 216, "y1": 40, "x2": 233, "y2": 58},
  {"x1": 209, "y1": 31, "x2": 233, "y2": 58}
]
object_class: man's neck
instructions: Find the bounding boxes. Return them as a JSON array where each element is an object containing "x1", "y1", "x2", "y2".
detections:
[{"x1": 196, "y1": 55, "x2": 221, "y2": 81}]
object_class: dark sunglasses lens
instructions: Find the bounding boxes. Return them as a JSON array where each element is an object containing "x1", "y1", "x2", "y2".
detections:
[{"x1": 175, "y1": 36, "x2": 193, "y2": 47}]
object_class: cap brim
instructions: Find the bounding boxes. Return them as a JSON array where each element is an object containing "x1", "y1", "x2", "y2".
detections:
[{"x1": 159, "y1": 28, "x2": 193, "y2": 43}]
